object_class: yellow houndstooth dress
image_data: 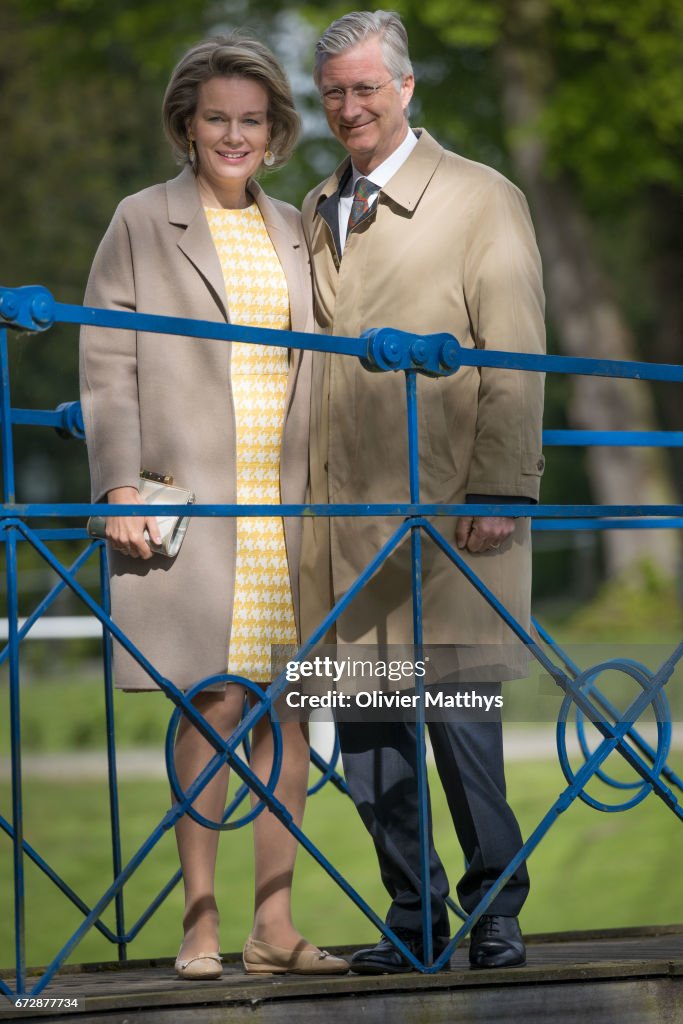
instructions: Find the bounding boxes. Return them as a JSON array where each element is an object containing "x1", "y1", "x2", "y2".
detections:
[{"x1": 205, "y1": 204, "x2": 297, "y2": 683}]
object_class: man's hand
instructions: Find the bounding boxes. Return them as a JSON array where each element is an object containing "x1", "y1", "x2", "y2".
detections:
[
  {"x1": 106, "y1": 486, "x2": 161, "y2": 560},
  {"x1": 455, "y1": 516, "x2": 515, "y2": 553}
]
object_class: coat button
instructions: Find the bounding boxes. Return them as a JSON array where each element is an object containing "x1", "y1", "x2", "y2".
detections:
[{"x1": 536, "y1": 456, "x2": 545, "y2": 471}]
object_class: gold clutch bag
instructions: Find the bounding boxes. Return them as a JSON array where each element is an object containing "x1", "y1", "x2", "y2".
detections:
[{"x1": 87, "y1": 471, "x2": 196, "y2": 558}]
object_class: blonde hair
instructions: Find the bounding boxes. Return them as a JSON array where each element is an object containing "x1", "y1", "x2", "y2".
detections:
[{"x1": 162, "y1": 33, "x2": 300, "y2": 169}]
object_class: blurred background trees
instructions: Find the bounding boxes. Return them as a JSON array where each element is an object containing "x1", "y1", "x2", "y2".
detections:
[{"x1": 1, "y1": 0, "x2": 682, "y2": 608}]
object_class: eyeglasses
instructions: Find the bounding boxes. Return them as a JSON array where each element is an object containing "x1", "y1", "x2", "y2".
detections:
[{"x1": 320, "y1": 79, "x2": 398, "y2": 110}]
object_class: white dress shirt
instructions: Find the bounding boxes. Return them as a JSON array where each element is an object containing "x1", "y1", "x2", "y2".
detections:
[{"x1": 338, "y1": 127, "x2": 418, "y2": 252}]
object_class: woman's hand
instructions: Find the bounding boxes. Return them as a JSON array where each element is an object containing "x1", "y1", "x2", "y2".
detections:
[
  {"x1": 106, "y1": 486, "x2": 162, "y2": 560},
  {"x1": 455, "y1": 516, "x2": 515, "y2": 553}
]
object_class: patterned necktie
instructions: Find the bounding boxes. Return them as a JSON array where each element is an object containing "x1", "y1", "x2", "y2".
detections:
[{"x1": 347, "y1": 176, "x2": 379, "y2": 233}]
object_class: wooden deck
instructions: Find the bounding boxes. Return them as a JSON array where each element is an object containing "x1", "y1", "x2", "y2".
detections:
[{"x1": 2, "y1": 924, "x2": 683, "y2": 1024}]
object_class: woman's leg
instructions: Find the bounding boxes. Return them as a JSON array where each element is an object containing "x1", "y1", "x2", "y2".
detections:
[
  {"x1": 174, "y1": 686, "x2": 245, "y2": 958},
  {"x1": 249, "y1": 714, "x2": 312, "y2": 948}
]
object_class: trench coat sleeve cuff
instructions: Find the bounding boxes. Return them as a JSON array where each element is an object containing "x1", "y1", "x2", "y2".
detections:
[
  {"x1": 465, "y1": 494, "x2": 535, "y2": 518},
  {"x1": 466, "y1": 494, "x2": 536, "y2": 505}
]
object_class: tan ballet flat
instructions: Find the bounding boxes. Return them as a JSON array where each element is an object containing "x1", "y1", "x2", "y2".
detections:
[
  {"x1": 174, "y1": 950, "x2": 223, "y2": 980},
  {"x1": 242, "y1": 936, "x2": 349, "y2": 975}
]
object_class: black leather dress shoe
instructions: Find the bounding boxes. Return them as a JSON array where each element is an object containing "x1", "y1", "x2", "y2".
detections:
[
  {"x1": 350, "y1": 929, "x2": 450, "y2": 975},
  {"x1": 469, "y1": 915, "x2": 526, "y2": 969}
]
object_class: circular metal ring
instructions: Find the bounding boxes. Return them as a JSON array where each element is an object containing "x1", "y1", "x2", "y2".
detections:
[
  {"x1": 555, "y1": 658, "x2": 670, "y2": 813},
  {"x1": 574, "y1": 665, "x2": 671, "y2": 792},
  {"x1": 165, "y1": 673, "x2": 283, "y2": 831}
]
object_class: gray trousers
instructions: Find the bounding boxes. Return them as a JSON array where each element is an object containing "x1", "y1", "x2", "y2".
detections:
[{"x1": 337, "y1": 689, "x2": 529, "y2": 937}]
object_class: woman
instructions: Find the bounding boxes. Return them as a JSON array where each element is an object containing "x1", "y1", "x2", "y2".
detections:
[{"x1": 79, "y1": 35, "x2": 347, "y2": 979}]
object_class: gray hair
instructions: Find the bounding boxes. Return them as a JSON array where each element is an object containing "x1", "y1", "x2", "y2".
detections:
[
  {"x1": 313, "y1": 10, "x2": 413, "y2": 87},
  {"x1": 162, "y1": 33, "x2": 300, "y2": 169}
]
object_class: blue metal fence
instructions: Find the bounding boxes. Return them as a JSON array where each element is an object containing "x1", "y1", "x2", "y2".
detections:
[{"x1": 1, "y1": 283, "x2": 683, "y2": 997}]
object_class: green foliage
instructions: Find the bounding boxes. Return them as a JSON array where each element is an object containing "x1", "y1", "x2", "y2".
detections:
[
  {"x1": 0, "y1": 675, "x2": 171, "y2": 752},
  {"x1": 408, "y1": 0, "x2": 501, "y2": 49},
  {"x1": 0, "y1": 0, "x2": 217, "y2": 297},
  {"x1": 560, "y1": 560, "x2": 683, "y2": 642},
  {"x1": 544, "y1": 0, "x2": 683, "y2": 204},
  {"x1": 399, "y1": 0, "x2": 683, "y2": 205}
]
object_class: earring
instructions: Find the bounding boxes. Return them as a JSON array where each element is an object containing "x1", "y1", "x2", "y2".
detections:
[
  {"x1": 263, "y1": 140, "x2": 275, "y2": 167},
  {"x1": 188, "y1": 137, "x2": 196, "y2": 165}
]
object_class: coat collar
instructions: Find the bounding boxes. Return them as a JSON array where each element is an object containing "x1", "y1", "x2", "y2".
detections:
[
  {"x1": 380, "y1": 129, "x2": 444, "y2": 211},
  {"x1": 313, "y1": 128, "x2": 444, "y2": 220},
  {"x1": 166, "y1": 166, "x2": 227, "y2": 318},
  {"x1": 245, "y1": 178, "x2": 308, "y2": 417},
  {"x1": 165, "y1": 166, "x2": 306, "y2": 330},
  {"x1": 247, "y1": 178, "x2": 308, "y2": 334}
]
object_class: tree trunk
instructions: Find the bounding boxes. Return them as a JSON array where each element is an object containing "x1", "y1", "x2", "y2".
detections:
[
  {"x1": 649, "y1": 185, "x2": 683, "y2": 500},
  {"x1": 498, "y1": 0, "x2": 680, "y2": 579}
]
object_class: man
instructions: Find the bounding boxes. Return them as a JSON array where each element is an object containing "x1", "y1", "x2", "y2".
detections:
[{"x1": 300, "y1": 10, "x2": 545, "y2": 973}]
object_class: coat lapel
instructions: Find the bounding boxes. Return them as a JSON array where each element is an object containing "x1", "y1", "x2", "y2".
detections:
[
  {"x1": 248, "y1": 179, "x2": 307, "y2": 333},
  {"x1": 247, "y1": 179, "x2": 312, "y2": 419},
  {"x1": 166, "y1": 166, "x2": 230, "y2": 321},
  {"x1": 311, "y1": 159, "x2": 351, "y2": 264},
  {"x1": 380, "y1": 129, "x2": 443, "y2": 213},
  {"x1": 165, "y1": 168, "x2": 310, "y2": 417}
]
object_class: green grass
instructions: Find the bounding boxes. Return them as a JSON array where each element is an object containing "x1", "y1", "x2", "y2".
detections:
[
  {"x1": 2, "y1": 755, "x2": 683, "y2": 971},
  {"x1": 0, "y1": 674, "x2": 174, "y2": 752},
  {"x1": 7, "y1": 653, "x2": 683, "y2": 752},
  {"x1": 539, "y1": 565, "x2": 683, "y2": 645}
]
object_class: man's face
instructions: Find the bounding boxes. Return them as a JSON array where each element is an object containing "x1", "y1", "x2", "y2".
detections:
[{"x1": 319, "y1": 37, "x2": 414, "y2": 174}]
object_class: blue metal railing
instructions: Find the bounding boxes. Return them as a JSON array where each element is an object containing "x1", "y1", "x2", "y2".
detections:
[{"x1": 1, "y1": 283, "x2": 682, "y2": 997}]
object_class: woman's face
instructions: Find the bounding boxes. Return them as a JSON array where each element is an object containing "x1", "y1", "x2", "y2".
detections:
[{"x1": 188, "y1": 76, "x2": 271, "y2": 207}]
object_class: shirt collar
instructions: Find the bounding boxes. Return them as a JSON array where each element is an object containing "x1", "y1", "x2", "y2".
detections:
[{"x1": 344, "y1": 127, "x2": 419, "y2": 196}]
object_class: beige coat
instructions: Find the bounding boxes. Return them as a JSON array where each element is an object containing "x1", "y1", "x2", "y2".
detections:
[
  {"x1": 80, "y1": 166, "x2": 313, "y2": 691},
  {"x1": 300, "y1": 130, "x2": 545, "y2": 678}
]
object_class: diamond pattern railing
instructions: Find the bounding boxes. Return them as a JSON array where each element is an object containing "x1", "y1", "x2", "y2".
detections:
[{"x1": 1, "y1": 284, "x2": 682, "y2": 997}]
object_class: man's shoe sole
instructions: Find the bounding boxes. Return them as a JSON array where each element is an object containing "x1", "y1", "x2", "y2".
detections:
[
  {"x1": 469, "y1": 956, "x2": 526, "y2": 970},
  {"x1": 350, "y1": 960, "x2": 415, "y2": 975}
]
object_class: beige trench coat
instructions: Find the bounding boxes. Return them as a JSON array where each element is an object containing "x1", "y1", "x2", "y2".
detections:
[
  {"x1": 80, "y1": 167, "x2": 313, "y2": 691},
  {"x1": 300, "y1": 130, "x2": 545, "y2": 679}
]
